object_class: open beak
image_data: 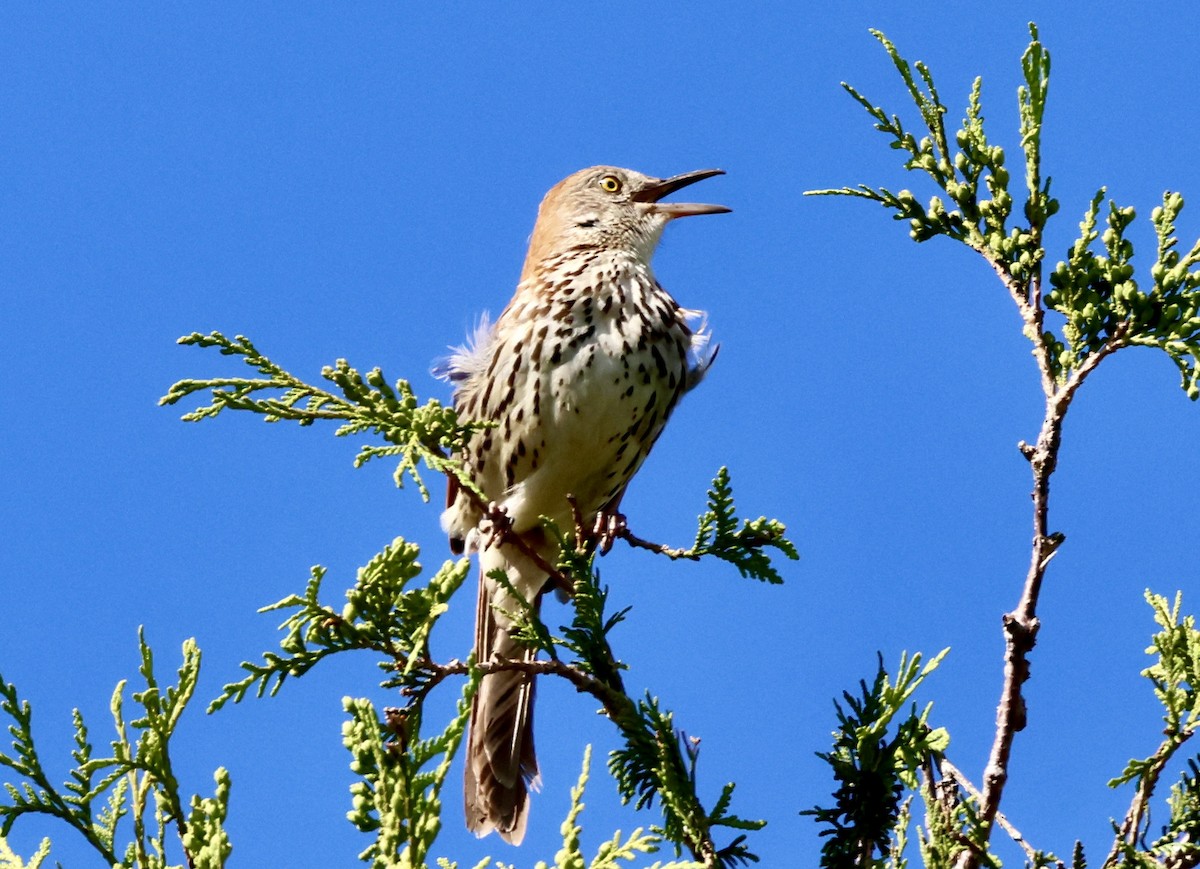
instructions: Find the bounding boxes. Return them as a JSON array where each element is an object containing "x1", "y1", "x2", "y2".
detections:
[{"x1": 632, "y1": 168, "x2": 730, "y2": 217}]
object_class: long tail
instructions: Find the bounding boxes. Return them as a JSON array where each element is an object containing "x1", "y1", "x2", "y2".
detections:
[{"x1": 464, "y1": 543, "x2": 543, "y2": 844}]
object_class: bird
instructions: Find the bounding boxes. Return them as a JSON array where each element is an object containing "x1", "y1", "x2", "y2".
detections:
[{"x1": 438, "y1": 165, "x2": 729, "y2": 844}]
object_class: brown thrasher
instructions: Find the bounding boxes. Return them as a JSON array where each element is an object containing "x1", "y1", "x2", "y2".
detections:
[{"x1": 439, "y1": 165, "x2": 728, "y2": 844}]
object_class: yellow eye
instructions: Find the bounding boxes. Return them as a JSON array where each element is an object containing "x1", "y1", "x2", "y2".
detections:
[{"x1": 599, "y1": 174, "x2": 622, "y2": 194}]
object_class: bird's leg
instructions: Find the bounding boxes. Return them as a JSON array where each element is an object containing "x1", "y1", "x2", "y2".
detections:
[
  {"x1": 479, "y1": 501, "x2": 514, "y2": 550},
  {"x1": 565, "y1": 494, "x2": 588, "y2": 545},
  {"x1": 592, "y1": 509, "x2": 628, "y2": 555}
]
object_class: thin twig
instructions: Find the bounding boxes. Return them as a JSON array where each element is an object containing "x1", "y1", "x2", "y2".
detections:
[
  {"x1": 919, "y1": 754, "x2": 983, "y2": 863},
  {"x1": 964, "y1": 321, "x2": 1129, "y2": 867},
  {"x1": 939, "y1": 757, "x2": 1049, "y2": 866},
  {"x1": 619, "y1": 529, "x2": 700, "y2": 560},
  {"x1": 1102, "y1": 724, "x2": 1199, "y2": 868},
  {"x1": 406, "y1": 657, "x2": 631, "y2": 719}
]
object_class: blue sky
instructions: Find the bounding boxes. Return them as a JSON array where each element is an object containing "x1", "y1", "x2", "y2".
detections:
[{"x1": 4, "y1": 3, "x2": 1200, "y2": 866}]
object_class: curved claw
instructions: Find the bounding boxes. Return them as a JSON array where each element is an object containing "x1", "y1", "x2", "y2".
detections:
[
  {"x1": 593, "y1": 510, "x2": 628, "y2": 555},
  {"x1": 480, "y1": 501, "x2": 514, "y2": 549}
]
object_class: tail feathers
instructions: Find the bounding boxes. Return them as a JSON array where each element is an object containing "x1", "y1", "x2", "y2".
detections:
[
  {"x1": 464, "y1": 646, "x2": 538, "y2": 842},
  {"x1": 465, "y1": 545, "x2": 544, "y2": 844}
]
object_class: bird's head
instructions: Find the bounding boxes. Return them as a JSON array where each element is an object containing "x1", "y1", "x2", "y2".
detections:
[{"x1": 523, "y1": 166, "x2": 729, "y2": 270}]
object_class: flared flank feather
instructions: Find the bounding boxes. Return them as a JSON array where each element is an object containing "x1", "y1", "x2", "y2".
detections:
[
  {"x1": 683, "y1": 306, "x2": 719, "y2": 392},
  {"x1": 433, "y1": 312, "x2": 495, "y2": 386}
]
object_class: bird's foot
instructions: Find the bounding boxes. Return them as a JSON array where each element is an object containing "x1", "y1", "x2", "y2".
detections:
[
  {"x1": 592, "y1": 510, "x2": 628, "y2": 555},
  {"x1": 480, "y1": 501, "x2": 514, "y2": 549}
]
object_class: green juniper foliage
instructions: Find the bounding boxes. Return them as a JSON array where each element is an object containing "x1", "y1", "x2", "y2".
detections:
[
  {"x1": 807, "y1": 22, "x2": 1200, "y2": 869},
  {"x1": 160, "y1": 331, "x2": 483, "y2": 500},
  {"x1": 689, "y1": 468, "x2": 795, "y2": 585},
  {"x1": 0, "y1": 834, "x2": 51, "y2": 869},
  {"x1": 802, "y1": 651, "x2": 950, "y2": 869},
  {"x1": 613, "y1": 466, "x2": 794, "y2": 585},
  {"x1": 0, "y1": 631, "x2": 230, "y2": 869},
  {"x1": 1103, "y1": 592, "x2": 1200, "y2": 868},
  {"x1": 1155, "y1": 757, "x2": 1200, "y2": 865},
  {"x1": 810, "y1": 25, "x2": 1200, "y2": 399},
  {"x1": 342, "y1": 688, "x2": 477, "y2": 869},
  {"x1": 207, "y1": 537, "x2": 473, "y2": 708}
]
